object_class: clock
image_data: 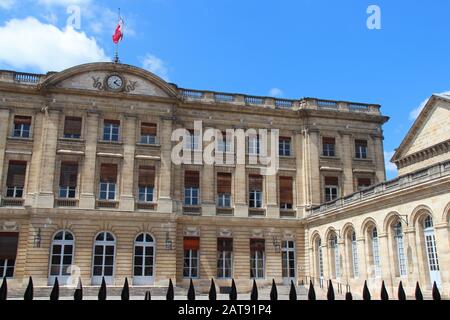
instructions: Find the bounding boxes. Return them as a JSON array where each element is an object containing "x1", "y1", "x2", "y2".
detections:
[{"x1": 106, "y1": 74, "x2": 124, "y2": 91}]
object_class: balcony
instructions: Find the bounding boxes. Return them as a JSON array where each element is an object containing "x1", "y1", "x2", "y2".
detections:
[
  {"x1": 183, "y1": 205, "x2": 202, "y2": 215},
  {"x1": 96, "y1": 200, "x2": 119, "y2": 209},
  {"x1": 55, "y1": 198, "x2": 78, "y2": 207},
  {"x1": 136, "y1": 202, "x2": 157, "y2": 211},
  {"x1": 248, "y1": 208, "x2": 266, "y2": 217},
  {"x1": 216, "y1": 207, "x2": 234, "y2": 216},
  {"x1": 1, "y1": 197, "x2": 24, "y2": 207},
  {"x1": 280, "y1": 209, "x2": 296, "y2": 218}
]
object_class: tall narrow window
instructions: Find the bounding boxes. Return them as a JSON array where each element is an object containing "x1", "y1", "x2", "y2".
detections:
[
  {"x1": 0, "y1": 233, "x2": 18, "y2": 278},
  {"x1": 217, "y1": 131, "x2": 231, "y2": 153},
  {"x1": 279, "y1": 137, "x2": 291, "y2": 156},
  {"x1": 184, "y1": 171, "x2": 199, "y2": 205},
  {"x1": 249, "y1": 175, "x2": 263, "y2": 208},
  {"x1": 140, "y1": 123, "x2": 157, "y2": 144},
  {"x1": 279, "y1": 176, "x2": 293, "y2": 210},
  {"x1": 317, "y1": 238, "x2": 324, "y2": 279},
  {"x1": 281, "y1": 240, "x2": 295, "y2": 279},
  {"x1": 423, "y1": 216, "x2": 441, "y2": 286},
  {"x1": 394, "y1": 222, "x2": 407, "y2": 276},
  {"x1": 248, "y1": 135, "x2": 260, "y2": 155},
  {"x1": 13, "y1": 115, "x2": 31, "y2": 138},
  {"x1": 372, "y1": 227, "x2": 381, "y2": 277},
  {"x1": 355, "y1": 139, "x2": 368, "y2": 159},
  {"x1": 250, "y1": 239, "x2": 265, "y2": 279},
  {"x1": 217, "y1": 172, "x2": 232, "y2": 207},
  {"x1": 324, "y1": 176, "x2": 339, "y2": 202},
  {"x1": 183, "y1": 237, "x2": 199, "y2": 278},
  {"x1": 59, "y1": 162, "x2": 78, "y2": 198},
  {"x1": 138, "y1": 166, "x2": 155, "y2": 202},
  {"x1": 92, "y1": 231, "x2": 115, "y2": 285},
  {"x1": 357, "y1": 178, "x2": 371, "y2": 191},
  {"x1": 322, "y1": 137, "x2": 335, "y2": 157},
  {"x1": 49, "y1": 230, "x2": 74, "y2": 284},
  {"x1": 63, "y1": 117, "x2": 82, "y2": 139},
  {"x1": 351, "y1": 231, "x2": 359, "y2": 278},
  {"x1": 103, "y1": 120, "x2": 120, "y2": 142},
  {"x1": 185, "y1": 129, "x2": 199, "y2": 150},
  {"x1": 99, "y1": 164, "x2": 117, "y2": 200},
  {"x1": 133, "y1": 233, "x2": 155, "y2": 285},
  {"x1": 217, "y1": 238, "x2": 233, "y2": 278},
  {"x1": 330, "y1": 234, "x2": 340, "y2": 278},
  {"x1": 6, "y1": 161, "x2": 26, "y2": 198}
]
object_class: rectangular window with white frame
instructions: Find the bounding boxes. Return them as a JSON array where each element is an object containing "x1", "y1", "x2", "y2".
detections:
[
  {"x1": 355, "y1": 139, "x2": 368, "y2": 159},
  {"x1": 185, "y1": 129, "x2": 199, "y2": 150},
  {"x1": 248, "y1": 175, "x2": 263, "y2": 208},
  {"x1": 103, "y1": 120, "x2": 120, "y2": 142},
  {"x1": 6, "y1": 161, "x2": 26, "y2": 198},
  {"x1": 217, "y1": 238, "x2": 233, "y2": 278},
  {"x1": 324, "y1": 176, "x2": 339, "y2": 202},
  {"x1": 138, "y1": 166, "x2": 155, "y2": 202},
  {"x1": 183, "y1": 237, "x2": 200, "y2": 278},
  {"x1": 140, "y1": 122, "x2": 157, "y2": 144},
  {"x1": 248, "y1": 135, "x2": 260, "y2": 155},
  {"x1": 99, "y1": 164, "x2": 117, "y2": 200},
  {"x1": 250, "y1": 239, "x2": 265, "y2": 279},
  {"x1": 217, "y1": 131, "x2": 231, "y2": 153},
  {"x1": 59, "y1": 162, "x2": 78, "y2": 198},
  {"x1": 322, "y1": 137, "x2": 336, "y2": 157},
  {"x1": 217, "y1": 172, "x2": 232, "y2": 208},
  {"x1": 0, "y1": 233, "x2": 18, "y2": 278},
  {"x1": 63, "y1": 116, "x2": 82, "y2": 139},
  {"x1": 279, "y1": 137, "x2": 291, "y2": 156},
  {"x1": 184, "y1": 171, "x2": 200, "y2": 206},
  {"x1": 13, "y1": 115, "x2": 31, "y2": 138}
]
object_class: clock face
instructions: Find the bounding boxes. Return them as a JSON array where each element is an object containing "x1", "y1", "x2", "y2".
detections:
[{"x1": 106, "y1": 74, "x2": 124, "y2": 91}]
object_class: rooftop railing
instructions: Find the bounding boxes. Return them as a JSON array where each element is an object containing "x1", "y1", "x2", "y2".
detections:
[{"x1": 309, "y1": 160, "x2": 450, "y2": 215}]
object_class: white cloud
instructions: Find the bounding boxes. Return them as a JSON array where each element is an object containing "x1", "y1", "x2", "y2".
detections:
[
  {"x1": 268, "y1": 88, "x2": 283, "y2": 97},
  {"x1": 409, "y1": 91, "x2": 450, "y2": 120},
  {"x1": 0, "y1": 0, "x2": 15, "y2": 9},
  {"x1": 0, "y1": 17, "x2": 109, "y2": 73},
  {"x1": 142, "y1": 54, "x2": 169, "y2": 81},
  {"x1": 384, "y1": 151, "x2": 397, "y2": 173}
]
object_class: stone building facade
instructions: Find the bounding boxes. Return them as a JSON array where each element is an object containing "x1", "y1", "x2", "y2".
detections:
[{"x1": 0, "y1": 62, "x2": 447, "y2": 297}]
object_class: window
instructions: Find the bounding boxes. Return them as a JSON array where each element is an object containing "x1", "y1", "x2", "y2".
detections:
[
  {"x1": 322, "y1": 137, "x2": 335, "y2": 157},
  {"x1": 279, "y1": 176, "x2": 293, "y2": 210},
  {"x1": 63, "y1": 117, "x2": 82, "y2": 139},
  {"x1": 423, "y1": 216, "x2": 440, "y2": 285},
  {"x1": 140, "y1": 123, "x2": 157, "y2": 144},
  {"x1": 0, "y1": 233, "x2": 18, "y2": 278},
  {"x1": 372, "y1": 227, "x2": 381, "y2": 277},
  {"x1": 248, "y1": 135, "x2": 260, "y2": 155},
  {"x1": 330, "y1": 234, "x2": 340, "y2": 278},
  {"x1": 281, "y1": 240, "x2": 295, "y2": 278},
  {"x1": 138, "y1": 166, "x2": 155, "y2": 202},
  {"x1": 217, "y1": 131, "x2": 231, "y2": 153},
  {"x1": 184, "y1": 171, "x2": 199, "y2": 205},
  {"x1": 183, "y1": 237, "x2": 199, "y2": 278},
  {"x1": 185, "y1": 129, "x2": 199, "y2": 150},
  {"x1": 92, "y1": 232, "x2": 115, "y2": 284},
  {"x1": 99, "y1": 164, "x2": 117, "y2": 200},
  {"x1": 357, "y1": 178, "x2": 371, "y2": 191},
  {"x1": 133, "y1": 233, "x2": 155, "y2": 284},
  {"x1": 394, "y1": 222, "x2": 407, "y2": 276},
  {"x1": 317, "y1": 238, "x2": 324, "y2": 278},
  {"x1": 249, "y1": 175, "x2": 263, "y2": 208},
  {"x1": 324, "y1": 176, "x2": 339, "y2": 202},
  {"x1": 217, "y1": 172, "x2": 232, "y2": 207},
  {"x1": 279, "y1": 137, "x2": 291, "y2": 156},
  {"x1": 13, "y1": 116, "x2": 31, "y2": 138},
  {"x1": 103, "y1": 120, "x2": 120, "y2": 142},
  {"x1": 217, "y1": 238, "x2": 233, "y2": 278},
  {"x1": 355, "y1": 139, "x2": 368, "y2": 159},
  {"x1": 250, "y1": 239, "x2": 265, "y2": 278},
  {"x1": 6, "y1": 161, "x2": 26, "y2": 198},
  {"x1": 351, "y1": 231, "x2": 359, "y2": 278},
  {"x1": 59, "y1": 162, "x2": 78, "y2": 198},
  {"x1": 49, "y1": 230, "x2": 74, "y2": 284}
]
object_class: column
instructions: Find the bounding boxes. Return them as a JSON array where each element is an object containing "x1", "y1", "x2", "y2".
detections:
[
  {"x1": 0, "y1": 108, "x2": 10, "y2": 200},
  {"x1": 434, "y1": 224, "x2": 450, "y2": 293},
  {"x1": 305, "y1": 129, "x2": 321, "y2": 206},
  {"x1": 265, "y1": 174, "x2": 278, "y2": 218},
  {"x1": 234, "y1": 163, "x2": 247, "y2": 217},
  {"x1": 294, "y1": 131, "x2": 305, "y2": 218},
  {"x1": 357, "y1": 236, "x2": 368, "y2": 281},
  {"x1": 340, "y1": 133, "x2": 354, "y2": 196},
  {"x1": 201, "y1": 127, "x2": 215, "y2": 216},
  {"x1": 79, "y1": 112, "x2": 99, "y2": 209},
  {"x1": 119, "y1": 115, "x2": 136, "y2": 211},
  {"x1": 157, "y1": 116, "x2": 173, "y2": 213},
  {"x1": 372, "y1": 134, "x2": 386, "y2": 183},
  {"x1": 378, "y1": 232, "x2": 394, "y2": 288},
  {"x1": 405, "y1": 227, "x2": 422, "y2": 287}
]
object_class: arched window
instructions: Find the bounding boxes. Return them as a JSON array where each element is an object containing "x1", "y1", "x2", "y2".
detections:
[
  {"x1": 371, "y1": 227, "x2": 381, "y2": 277},
  {"x1": 351, "y1": 231, "x2": 359, "y2": 278},
  {"x1": 92, "y1": 231, "x2": 115, "y2": 285},
  {"x1": 423, "y1": 216, "x2": 441, "y2": 286},
  {"x1": 329, "y1": 233, "x2": 340, "y2": 278},
  {"x1": 394, "y1": 222, "x2": 407, "y2": 276},
  {"x1": 133, "y1": 233, "x2": 155, "y2": 285},
  {"x1": 316, "y1": 238, "x2": 324, "y2": 279},
  {"x1": 49, "y1": 230, "x2": 74, "y2": 285}
]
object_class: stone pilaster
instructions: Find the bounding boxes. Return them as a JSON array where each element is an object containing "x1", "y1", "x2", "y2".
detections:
[
  {"x1": 119, "y1": 115, "x2": 136, "y2": 211},
  {"x1": 294, "y1": 131, "x2": 305, "y2": 218},
  {"x1": 0, "y1": 108, "x2": 10, "y2": 198},
  {"x1": 304, "y1": 129, "x2": 321, "y2": 206},
  {"x1": 372, "y1": 134, "x2": 386, "y2": 183},
  {"x1": 157, "y1": 117, "x2": 173, "y2": 213},
  {"x1": 378, "y1": 232, "x2": 394, "y2": 288},
  {"x1": 233, "y1": 163, "x2": 247, "y2": 217},
  {"x1": 79, "y1": 112, "x2": 99, "y2": 209},
  {"x1": 357, "y1": 236, "x2": 368, "y2": 280},
  {"x1": 340, "y1": 133, "x2": 354, "y2": 196},
  {"x1": 265, "y1": 174, "x2": 278, "y2": 218},
  {"x1": 434, "y1": 224, "x2": 450, "y2": 293},
  {"x1": 201, "y1": 127, "x2": 215, "y2": 216}
]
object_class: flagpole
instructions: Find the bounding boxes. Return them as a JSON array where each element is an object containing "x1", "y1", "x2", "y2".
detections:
[{"x1": 114, "y1": 8, "x2": 120, "y2": 63}]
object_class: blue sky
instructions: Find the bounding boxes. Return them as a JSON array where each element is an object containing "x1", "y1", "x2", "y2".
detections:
[{"x1": 1, "y1": 0, "x2": 449, "y2": 179}]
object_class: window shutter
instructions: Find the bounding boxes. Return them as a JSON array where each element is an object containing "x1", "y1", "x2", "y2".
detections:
[
  {"x1": 279, "y1": 136, "x2": 291, "y2": 142},
  {"x1": 183, "y1": 237, "x2": 200, "y2": 250},
  {"x1": 105, "y1": 119, "x2": 120, "y2": 126},
  {"x1": 217, "y1": 238, "x2": 233, "y2": 251},
  {"x1": 358, "y1": 178, "x2": 371, "y2": 187},
  {"x1": 139, "y1": 166, "x2": 155, "y2": 187},
  {"x1": 324, "y1": 176, "x2": 339, "y2": 186},
  {"x1": 184, "y1": 171, "x2": 199, "y2": 188},
  {"x1": 141, "y1": 123, "x2": 157, "y2": 135},
  {"x1": 60, "y1": 162, "x2": 78, "y2": 187},
  {"x1": 217, "y1": 172, "x2": 231, "y2": 194},
  {"x1": 0, "y1": 233, "x2": 19, "y2": 260},
  {"x1": 355, "y1": 139, "x2": 367, "y2": 146},
  {"x1": 323, "y1": 137, "x2": 335, "y2": 144},
  {"x1": 248, "y1": 174, "x2": 263, "y2": 192},
  {"x1": 14, "y1": 115, "x2": 31, "y2": 125},
  {"x1": 6, "y1": 161, "x2": 26, "y2": 187},
  {"x1": 279, "y1": 176, "x2": 293, "y2": 204},
  {"x1": 64, "y1": 117, "x2": 82, "y2": 135},
  {"x1": 250, "y1": 239, "x2": 265, "y2": 251},
  {"x1": 100, "y1": 164, "x2": 117, "y2": 183}
]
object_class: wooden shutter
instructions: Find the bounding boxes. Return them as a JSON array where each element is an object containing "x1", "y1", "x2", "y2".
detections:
[
  {"x1": 323, "y1": 137, "x2": 335, "y2": 145},
  {"x1": 141, "y1": 123, "x2": 157, "y2": 135},
  {"x1": 184, "y1": 171, "x2": 199, "y2": 188},
  {"x1": 355, "y1": 139, "x2": 367, "y2": 146},
  {"x1": 250, "y1": 239, "x2": 265, "y2": 251},
  {"x1": 105, "y1": 119, "x2": 120, "y2": 126},
  {"x1": 279, "y1": 136, "x2": 291, "y2": 142},
  {"x1": 279, "y1": 176, "x2": 293, "y2": 204},
  {"x1": 0, "y1": 233, "x2": 19, "y2": 260},
  {"x1": 217, "y1": 238, "x2": 233, "y2": 251},
  {"x1": 64, "y1": 117, "x2": 82, "y2": 135},
  {"x1": 217, "y1": 172, "x2": 231, "y2": 194},
  {"x1": 6, "y1": 161, "x2": 26, "y2": 187},
  {"x1": 183, "y1": 237, "x2": 200, "y2": 250},
  {"x1": 139, "y1": 166, "x2": 155, "y2": 187},
  {"x1": 100, "y1": 164, "x2": 117, "y2": 183},
  {"x1": 248, "y1": 174, "x2": 263, "y2": 192},
  {"x1": 14, "y1": 115, "x2": 31, "y2": 125},
  {"x1": 59, "y1": 162, "x2": 78, "y2": 187},
  {"x1": 358, "y1": 178, "x2": 371, "y2": 187},
  {"x1": 324, "y1": 176, "x2": 338, "y2": 186}
]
